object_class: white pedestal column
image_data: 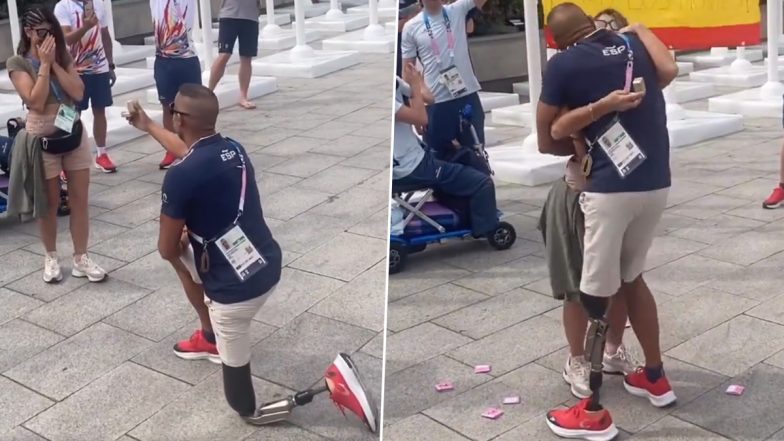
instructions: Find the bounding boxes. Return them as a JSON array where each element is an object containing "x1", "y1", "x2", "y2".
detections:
[
  {"x1": 325, "y1": 0, "x2": 345, "y2": 20},
  {"x1": 521, "y1": 0, "x2": 542, "y2": 154},
  {"x1": 363, "y1": 0, "x2": 384, "y2": 39},
  {"x1": 761, "y1": 0, "x2": 784, "y2": 100},
  {"x1": 262, "y1": 0, "x2": 284, "y2": 36},
  {"x1": 8, "y1": 0, "x2": 20, "y2": 52},
  {"x1": 291, "y1": 0, "x2": 316, "y2": 60},
  {"x1": 199, "y1": 0, "x2": 215, "y2": 66}
]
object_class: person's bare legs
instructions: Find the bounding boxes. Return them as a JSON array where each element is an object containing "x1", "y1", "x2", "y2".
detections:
[
  {"x1": 208, "y1": 54, "x2": 232, "y2": 91},
  {"x1": 779, "y1": 143, "x2": 784, "y2": 184},
  {"x1": 604, "y1": 293, "x2": 628, "y2": 355},
  {"x1": 623, "y1": 275, "x2": 662, "y2": 367},
  {"x1": 162, "y1": 103, "x2": 174, "y2": 132},
  {"x1": 38, "y1": 177, "x2": 61, "y2": 252},
  {"x1": 92, "y1": 107, "x2": 108, "y2": 155},
  {"x1": 66, "y1": 169, "x2": 90, "y2": 255},
  {"x1": 173, "y1": 268, "x2": 212, "y2": 332},
  {"x1": 238, "y1": 56, "x2": 255, "y2": 109}
]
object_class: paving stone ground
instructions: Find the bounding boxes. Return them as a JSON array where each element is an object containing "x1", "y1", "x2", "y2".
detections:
[
  {"x1": 0, "y1": 38, "x2": 391, "y2": 440},
  {"x1": 384, "y1": 89, "x2": 784, "y2": 440}
]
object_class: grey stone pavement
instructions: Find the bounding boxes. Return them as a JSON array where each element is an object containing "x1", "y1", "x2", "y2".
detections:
[
  {"x1": 384, "y1": 90, "x2": 784, "y2": 440},
  {"x1": 0, "y1": 39, "x2": 392, "y2": 440}
]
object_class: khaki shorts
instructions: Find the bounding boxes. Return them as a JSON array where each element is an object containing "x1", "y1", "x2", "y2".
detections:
[
  {"x1": 204, "y1": 286, "x2": 277, "y2": 367},
  {"x1": 180, "y1": 244, "x2": 202, "y2": 284},
  {"x1": 579, "y1": 188, "x2": 668, "y2": 297}
]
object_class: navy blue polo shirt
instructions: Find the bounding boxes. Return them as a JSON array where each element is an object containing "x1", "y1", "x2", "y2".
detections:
[
  {"x1": 161, "y1": 134, "x2": 282, "y2": 304},
  {"x1": 540, "y1": 30, "x2": 671, "y2": 194}
]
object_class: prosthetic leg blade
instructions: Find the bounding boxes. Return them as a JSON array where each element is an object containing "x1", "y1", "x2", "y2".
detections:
[{"x1": 245, "y1": 397, "x2": 296, "y2": 426}]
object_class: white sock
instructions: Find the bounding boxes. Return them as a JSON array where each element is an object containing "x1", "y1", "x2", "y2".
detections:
[{"x1": 96, "y1": 146, "x2": 107, "y2": 156}]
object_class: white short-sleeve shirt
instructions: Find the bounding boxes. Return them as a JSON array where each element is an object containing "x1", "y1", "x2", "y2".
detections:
[
  {"x1": 393, "y1": 78, "x2": 426, "y2": 180},
  {"x1": 401, "y1": 0, "x2": 481, "y2": 103},
  {"x1": 150, "y1": 0, "x2": 197, "y2": 58},
  {"x1": 54, "y1": 0, "x2": 109, "y2": 75}
]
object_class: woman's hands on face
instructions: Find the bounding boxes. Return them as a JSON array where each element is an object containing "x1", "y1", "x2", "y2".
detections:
[{"x1": 39, "y1": 35, "x2": 56, "y2": 65}]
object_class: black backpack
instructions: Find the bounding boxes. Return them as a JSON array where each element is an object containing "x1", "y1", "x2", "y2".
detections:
[{"x1": 0, "y1": 118, "x2": 24, "y2": 175}]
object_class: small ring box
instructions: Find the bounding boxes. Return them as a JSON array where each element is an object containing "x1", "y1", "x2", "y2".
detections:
[
  {"x1": 474, "y1": 365, "x2": 492, "y2": 374},
  {"x1": 482, "y1": 408, "x2": 504, "y2": 419},
  {"x1": 726, "y1": 384, "x2": 745, "y2": 396},
  {"x1": 435, "y1": 382, "x2": 454, "y2": 392},
  {"x1": 503, "y1": 396, "x2": 521, "y2": 405}
]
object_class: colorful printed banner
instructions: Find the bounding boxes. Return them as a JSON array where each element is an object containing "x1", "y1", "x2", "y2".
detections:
[{"x1": 542, "y1": 0, "x2": 761, "y2": 49}]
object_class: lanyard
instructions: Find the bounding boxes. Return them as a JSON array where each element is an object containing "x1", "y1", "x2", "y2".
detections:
[
  {"x1": 189, "y1": 137, "x2": 247, "y2": 246},
  {"x1": 423, "y1": 9, "x2": 455, "y2": 65},
  {"x1": 618, "y1": 33, "x2": 634, "y2": 92}
]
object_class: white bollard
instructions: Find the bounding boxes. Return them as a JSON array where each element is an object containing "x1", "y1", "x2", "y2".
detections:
[
  {"x1": 262, "y1": 0, "x2": 284, "y2": 36},
  {"x1": 290, "y1": 0, "x2": 315, "y2": 60}
]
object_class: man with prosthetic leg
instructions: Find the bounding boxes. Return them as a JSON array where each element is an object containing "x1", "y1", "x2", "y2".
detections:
[
  {"x1": 537, "y1": 4, "x2": 679, "y2": 440},
  {"x1": 123, "y1": 86, "x2": 378, "y2": 434}
]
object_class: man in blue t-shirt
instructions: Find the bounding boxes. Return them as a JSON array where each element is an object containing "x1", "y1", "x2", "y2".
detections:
[
  {"x1": 535, "y1": 4, "x2": 679, "y2": 441},
  {"x1": 125, "y1": 84, "x2": 282, "y2": 420}
]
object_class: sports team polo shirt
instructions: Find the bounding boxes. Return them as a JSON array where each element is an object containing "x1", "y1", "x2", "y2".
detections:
[
  {"x1": 161, "y1": 134, "x2": 282, "y2": 304},
  {"x1": 151, "y1": 0, "x2": 198, "y2": 58},
  {"x1": 540, "y1": 30, "x2": 671, "y2": 194},
  {"x1": 54, "y1": 0, "x2": 110, "y2": 75}
]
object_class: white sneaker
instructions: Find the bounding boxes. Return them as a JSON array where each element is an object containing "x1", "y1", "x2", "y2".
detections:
[
  {"x1": 603, "y1": 344, "x2": 639, "y2": 375},
  {"x1": 71, "y1": 254, "x2": 107, "y2": 282},
  {"x1": 43, "y1": 254, "x2": 62, "y2": 283},
  {"x1": 562, "y1": 355, "x2": 591, "y2": 399}
]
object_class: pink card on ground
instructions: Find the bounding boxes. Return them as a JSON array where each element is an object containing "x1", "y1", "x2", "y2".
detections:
[
  {"x1": 435, "y1": 382, "x2": 454, "y2": 392},
  {"x1": 726, "y1": 384, "x2": 745, "y2": 396},
  {"x1": 482, "y1": 408, "x2": 504, "y2": 419},
  {"x1": 503, "y1": 396, "x2": 521, "y2": 405},
  {"x1": 474, "y1": 364, "x2": 492, "y2": 374}
]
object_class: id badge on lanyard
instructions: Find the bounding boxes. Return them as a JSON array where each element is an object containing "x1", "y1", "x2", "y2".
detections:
[
  {"x1": 195, "y1": 139, "x2": 267, "y2": 282},
  {"x1": 584, "y1": 33, "x2": 646, "y2": 179},
  {"x1": 54, "y1": 105, "x2": 78, "y2": 133},
  {"x1": 424, "y1": 10, "x2": 466, "y2": 98}
]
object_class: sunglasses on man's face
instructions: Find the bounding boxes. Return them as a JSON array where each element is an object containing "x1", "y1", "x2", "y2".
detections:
[{"x1": 168, "y1": 102, "x2": 190, "y2": 117}]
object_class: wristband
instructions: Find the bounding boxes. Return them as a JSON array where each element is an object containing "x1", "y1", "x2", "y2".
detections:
[
  {"x1": 109, "y1": 63, "x2": 115, "y2": 70},
  {"x1": 588, "y1": 102, "x2": 596, "y2": 122}
]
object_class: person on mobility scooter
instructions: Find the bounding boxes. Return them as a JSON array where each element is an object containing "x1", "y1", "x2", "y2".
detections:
[{"x1": 390, "y1": 65, "x2": 515, "y2": 274}]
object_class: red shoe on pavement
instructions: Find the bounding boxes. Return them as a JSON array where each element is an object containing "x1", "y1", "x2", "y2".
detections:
[
  {"x1": 94, "y1": 153, "x2": 117, "y2": 173},
  {"x1": 546, "y1": 398, "x2": 618, "y2": 441},
  {"x1": 159, "y1": 152, "x2": 177, "y2": 169},
  {"x1": 623, "y1": 367, "x2": 677, "y2": 407},
  {"x1": 324, "y1": 353, "x2": 379, "y2": 433},
  {"x1": 763, "y1": 187, "x2": 784, "y2": 209},
  {"x1": 172, "y1": 330, "x2": 221, "y2": 364}
]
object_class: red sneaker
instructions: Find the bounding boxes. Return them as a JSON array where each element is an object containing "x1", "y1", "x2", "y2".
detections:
[
  {"x1": 763, "y1": 187, "x2": 784, "y2": 209},
  {"x1": 159, "y1": 152, "x2": 178, "y2": 170},
  {"x1": 172, "y1": 330, "x2": 221, "y2": 364},
  {"x1": 324, "y1": 353, "x2": 378, "y2": 433},
  {"x1": 94, "y1": 153, "x2": 117, "y2": 173},
  {"x1": 545, "y1": 399, "x2": 618, "y2": 441},
  {"x1": 623, "y1": 367, "x2": 677, "y2": 407}
]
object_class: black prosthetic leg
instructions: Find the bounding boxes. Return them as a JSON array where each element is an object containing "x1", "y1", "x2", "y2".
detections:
[
  {"x1": 580, "y1": 292, "x2": 609, "y2": 411},
  {"x1": 223, "y1": 363, "x2": 256, "y2": 417}
]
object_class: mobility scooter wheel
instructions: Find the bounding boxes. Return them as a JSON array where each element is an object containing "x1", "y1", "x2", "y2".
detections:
[
  {"x1": 389, "y1": 244, "x2": 408, "y2": 274},
  {"x1": 488, "y1": 221, "x2": 516, "y2": 250}
]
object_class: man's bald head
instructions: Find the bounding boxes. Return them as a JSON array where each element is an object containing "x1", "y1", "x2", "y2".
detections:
[
  {"x1": 547, "y1": 2, "x2": 595, "y2": 50},
  {"x1": 174, "y1": 84, "x2": 220, "y2": 130}
]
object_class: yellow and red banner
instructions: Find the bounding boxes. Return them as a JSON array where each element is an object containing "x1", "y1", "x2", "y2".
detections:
[{"x1": 542, "y1": 0, "x2": 761, "y2": 50}]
